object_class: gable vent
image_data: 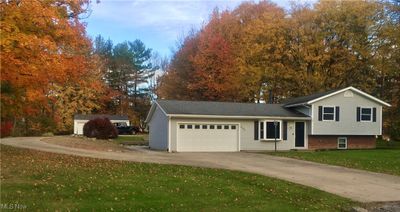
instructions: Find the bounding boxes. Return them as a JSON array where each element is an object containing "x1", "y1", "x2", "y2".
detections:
[{"x1": 344, "y1": 90, "x2": 354, "y2": 97}]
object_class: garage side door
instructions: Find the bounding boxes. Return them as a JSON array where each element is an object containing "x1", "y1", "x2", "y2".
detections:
[{"x1": 177, "y1": 123, "x2": 239, "y2": 152}]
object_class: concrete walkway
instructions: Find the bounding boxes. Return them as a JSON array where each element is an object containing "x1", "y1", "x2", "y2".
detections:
[{"x1": 1, "y1": 137, "x2": 400, "y2": 203}]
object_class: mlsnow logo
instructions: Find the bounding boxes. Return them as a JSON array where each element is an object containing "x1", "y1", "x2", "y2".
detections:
[{"x1": 0, "y1": 203, "x2": 27, "y2": 210}]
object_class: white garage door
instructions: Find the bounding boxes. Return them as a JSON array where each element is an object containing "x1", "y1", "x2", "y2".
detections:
[
  {"x1": 177, "y1": 123, "x2": 239, "y2": 152},
  {"x1": 76, "y1": 122, "x2": 86, "y2": 135}
]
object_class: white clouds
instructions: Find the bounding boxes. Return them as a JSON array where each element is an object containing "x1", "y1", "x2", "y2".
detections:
[
  {"x1": 85, "y1": 0, "x2": 314, "y2": 56},
  {"x1": 88, "y1": 1, "x2": 241, "y2": 38}
]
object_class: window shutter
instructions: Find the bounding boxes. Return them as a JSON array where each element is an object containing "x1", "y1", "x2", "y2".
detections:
[
  {"x1": 283, "y1": 121, "x2": 288, "y2": 140},
  {"x1": 254, "y1": 121, "x2": 259, "y2": 140},
  {"x1": 335, "y1": 106, "x2": 340, "y2": 121},
  {"x1": 356, "y1": 107, "x2": 360, "y2": 122},
  {"x1": 318, "y1": 106, "x2": 322, "y2": 121},
  {"x1": 373, "y1": 107, "x2": 377, "y2": 122}
]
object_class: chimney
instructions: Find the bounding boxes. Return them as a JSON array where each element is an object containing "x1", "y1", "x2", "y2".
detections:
[{"x1": 268, "y1": 90, "x2": 273, "y2": 104}]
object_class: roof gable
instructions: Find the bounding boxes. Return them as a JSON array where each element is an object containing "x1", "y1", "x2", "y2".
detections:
[{"x1": 284, "y1": 87, "x2": 391, "y2": 107}]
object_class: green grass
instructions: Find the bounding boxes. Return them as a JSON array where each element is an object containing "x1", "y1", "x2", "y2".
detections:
[
  {"x1": 268, "y1": 140, "x2": 400, "y2": 176},
  {"x1": 113, "y1": 134, "x2": 149, "y2": 145},
  {"x1": 0, "y1": 145, "x2": 356, "y2": 211}
]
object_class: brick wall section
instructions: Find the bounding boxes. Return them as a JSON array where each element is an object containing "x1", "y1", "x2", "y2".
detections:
[{"x1": 308, "y1": 135, "x2": 376, "y2": 150}]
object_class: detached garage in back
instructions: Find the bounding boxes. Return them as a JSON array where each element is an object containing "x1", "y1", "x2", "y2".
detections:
[
  {"x1": 73, "y1": 114, "x2": 129, "y2": 135},
  {"x1": 145, "y1": 100, "x2": 310, "y2": 152}
]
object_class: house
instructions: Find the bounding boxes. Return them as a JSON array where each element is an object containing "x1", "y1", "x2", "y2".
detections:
[
  {"x1": 145, "y1": 86, "x2": 390, "y2": 152},
  {"x1": 73, "y1": 114, "x2": 130, "y2": 135}
]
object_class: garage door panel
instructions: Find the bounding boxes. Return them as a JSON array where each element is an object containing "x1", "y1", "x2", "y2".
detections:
[
  {"x1": 76, "y1": 122, "x2": 85, "y2": 135},
  {"x1": 177, "y1": 123, "x2": 239, "y2": 152}
]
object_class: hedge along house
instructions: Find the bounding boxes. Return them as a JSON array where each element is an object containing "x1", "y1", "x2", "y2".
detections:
[
  {"x1": 73, "y1": 114, "x2": 129, "y2": 135},
  {"x1": 145, "y1": 87, "x2": 390, "y2": 152}
]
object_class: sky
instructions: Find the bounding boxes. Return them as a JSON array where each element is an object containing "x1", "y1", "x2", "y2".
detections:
[{"x1": 85, "y1": 0, "x2": 313, "y2": 58}]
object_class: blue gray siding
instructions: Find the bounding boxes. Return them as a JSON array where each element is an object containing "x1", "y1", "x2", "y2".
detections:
[{"x1": 148, "y1": 106, "x2": 169, "y2": 150}]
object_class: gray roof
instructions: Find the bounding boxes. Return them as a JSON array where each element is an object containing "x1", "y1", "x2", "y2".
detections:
[
  {"x1": 74, "y1": 114, "x2": 129, "y2": 120},
  {"x1": 282, "y1": 88, "x2": 341, "y2": 106},
  {"x1": 156, "y1": 100, "x2": 308, "y2": 117}
]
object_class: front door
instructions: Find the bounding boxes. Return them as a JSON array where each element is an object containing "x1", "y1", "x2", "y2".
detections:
[{"x1": 295, "y1": 122, "x2": 305, "y2": 148}]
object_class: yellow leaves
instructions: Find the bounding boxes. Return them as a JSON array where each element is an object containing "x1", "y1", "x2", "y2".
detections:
[{"x1": 1, "y1": 0, "x2": 99, "y2": 131}]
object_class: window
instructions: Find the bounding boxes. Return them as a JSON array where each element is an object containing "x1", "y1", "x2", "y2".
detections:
[
  {"x1": 338, "y1": 137, "x2": 347, "y2": 149},
  {"x1": 187, "y1": 125, "x2": 193, "y2": 129},
  {"x1": 210, "y1": 125, "x2": 215, "y2": 129},
  {"x1": 179, "y1": 124, "x2": 185, "y2": 129},
  {"x1": 224, "y1": 125, "x2": 229, "y2": 129},
  {"x1": 217, "y1": 125, "x2": 222, "y2": 129},
  {"x1": 259, "y1": 121, "x2": 281, "y2": 140},
  {"x1": 194, "y1": 125, "x2": 200, "y2": 129},
  {"x1": 202, "y1": 125, "x2": 207, "y2": 129},
  {"x1": 360, "y1": 107, "x2": 372, "y2": 121},
  {"x1": 231, "y1": 125, "x2": 236, "y2": 130},
  {"x1": 323, "y1": 106, "x2": 335, "y2": 121},
  {"x1": 266, "y1": 122, "x2": 280, "y2": 139}
]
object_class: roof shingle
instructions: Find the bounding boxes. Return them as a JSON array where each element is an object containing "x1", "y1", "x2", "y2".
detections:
[
  {"x1": 156, "y1": 100, "x2": 308, "y2": 118},
  {"x1": 282, "y1": 89, "x2": 341, "y2": 106}
]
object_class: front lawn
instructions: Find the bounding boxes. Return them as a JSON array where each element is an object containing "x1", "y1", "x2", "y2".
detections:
[
  {"x1": 0, "y1": 145, "x2": 355, "y2": 211},
  {"x1": 268, "y1": 140, "x2": 400, "y2": 176},
  {"x1": 114, "y1": 134, "x2": 149, "y2": 145}
]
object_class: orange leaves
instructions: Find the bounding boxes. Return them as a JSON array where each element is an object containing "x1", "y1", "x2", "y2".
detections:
[
  {"x1": 190, "y1": 30, "x2": 238, "y2": 101},
  {"x1": 0, "y1": 0, "x2": 105, "y2": 134}
]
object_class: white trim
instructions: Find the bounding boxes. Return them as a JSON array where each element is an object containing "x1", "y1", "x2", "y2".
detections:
[
  {"x1": 322, "y1": 105, "x2": 336, "y2": 121},
  {"x1": 145, "y1": 103, "x2": 157, "y2": 123},
  {"x1": 337, "y1": 137, "x2": 347, "y2": 149},
  {"x1": 308, "y1": 86, "x2": 391, "y2": 107},
  {"x1": 145, "y1": 101, "x2": 169, "y2": 123},
  {"x1": 168, "y1": 117, "x2": 171, "y2": 152},
  {"x1": 258, "y1": 120, "x2": 283, "y2": 141},
  {"x1": 311, "y1": 104, "x2": 314, "y2": 134},
  {"x1": 359, "y1": 107, "x2": 373, "y2": 122},
  {"x1": 379, "y1": 106, "x2": 383, "y2": 135},
  {"x1": 176, "y1": 121, "x2": 241, "y2": 152},
  {"x1": 155, "y1": 101, "x2": 169, "y2": 116},
  {"x1": 168, "y1": 114, "x2": 311, "y2": 120},
  {"x1": 284, "y1": 103, "x2": 309, "y2": 107}
]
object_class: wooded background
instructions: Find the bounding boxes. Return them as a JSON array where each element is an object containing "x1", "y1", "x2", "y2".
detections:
[
  {"x1": 1, "y1": 0, "x2": 399, "y2": 139},
  {"x1": 157, "y1": 0, "x2": 399, "y2": 139}
]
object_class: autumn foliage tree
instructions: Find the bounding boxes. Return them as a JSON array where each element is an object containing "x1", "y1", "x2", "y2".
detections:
[
  {"x1": 1, "y1": 0, "x2": 108, "y2": 135},
  {"x1": 157, "y1": 0, "x2": 399, "y2": 138}
]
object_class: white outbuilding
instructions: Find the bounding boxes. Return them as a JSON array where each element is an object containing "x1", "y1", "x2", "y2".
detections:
[{"x1": 73, "y1": 114, "x2": 129, "y2": 135}]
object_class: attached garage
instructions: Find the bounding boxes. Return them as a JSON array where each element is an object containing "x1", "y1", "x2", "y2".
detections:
[
  {"x1": 145, "y1": 100, "x2": 310, "y2": 152},
  {"x1": 177, "y1": 123, "x2": 239, "y2": 152}
]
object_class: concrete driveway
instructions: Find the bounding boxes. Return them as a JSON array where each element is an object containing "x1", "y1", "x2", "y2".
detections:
[{"x1": 1, "y1": 137, "x2": 400, "y2": 203}]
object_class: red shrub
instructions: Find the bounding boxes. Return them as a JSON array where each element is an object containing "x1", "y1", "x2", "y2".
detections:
[
  {"x1": 1, "y1": 121, "x2": 13, "y2": 137},
  {"x1": 83, "y1": 118, "x2": 118, "y2": 139}
]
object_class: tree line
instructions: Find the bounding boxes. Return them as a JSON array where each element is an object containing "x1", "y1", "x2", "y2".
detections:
[
  {"x1": 1, "y1": 0, "x2": 157, "y2": 136},
  {"x1": 1, "y1": 0, "x2": 398, "y2": 139},
  {"x1": 157, "y1": 0, "x2": 399, "y2": 139}
]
